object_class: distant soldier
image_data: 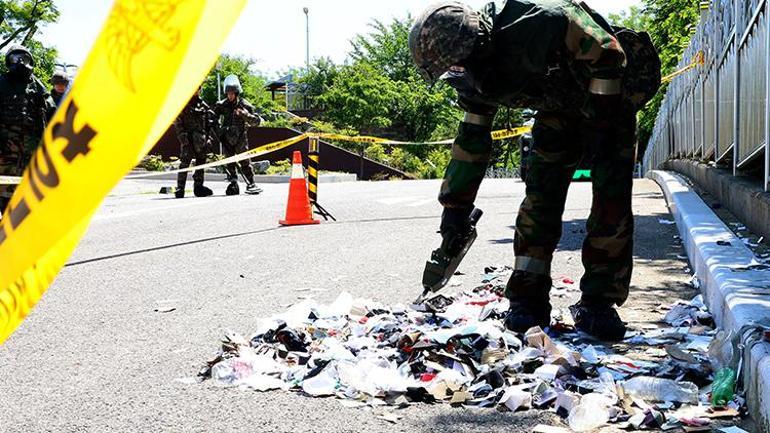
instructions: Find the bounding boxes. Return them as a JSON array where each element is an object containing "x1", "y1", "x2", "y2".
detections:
[
  {"x1": 213, "y1": 74, "x2": 263, "y2": 196},
  {"x1": 173, "y1": 86, "x2": 214, "y2": 199},
  {"x1": 0, "y1": 45, "x2": 55, "y2": 214},
  {"x1": 50, "y1": 71, "x2": 70, "y2": 108}
]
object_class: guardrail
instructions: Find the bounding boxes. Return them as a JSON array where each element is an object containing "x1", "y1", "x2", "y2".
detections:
[{"x1": 643, "y1": 0, "x2": 770, "y2": 191}]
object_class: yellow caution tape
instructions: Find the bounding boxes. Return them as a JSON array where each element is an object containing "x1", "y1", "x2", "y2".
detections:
[
  {"x1": 491, "y1": 126, "x2": 533, "y2": 141},
  {"x1": 127, "y1": 125, "x2": 534, "y2": 180},
  {"x1": 0, "y1": 176, "x2": 22, "y2": 186},
  {"x1": 0, "y1": 0, "x2": 247, "y2": 344},
  {"x1": 662, "y1": 50, "x2": 706, "y2": 83},
  {"x1": 126, "y1": 134, "x2": 308, "y2": 179},
  {"x1": 309, "y1": 125, "x2": 532, "y2": 147}
]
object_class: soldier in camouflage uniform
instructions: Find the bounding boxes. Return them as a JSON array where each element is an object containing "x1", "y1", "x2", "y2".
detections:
[
  {"x1": 0, "y1": 45, "x2": 55, "y2": 214},
  {"x1": 50, "y1": 71, "x2": 69, "y2": 109},
  {"x1": 410, "y1": 0, "x2": 658, "y2": 341},
  {"x1": 213, "y1": 75, "x2": 263, "y2": 196},
  {"x1": 173, "y1": 86, "x2": 214, "y2": 199}
]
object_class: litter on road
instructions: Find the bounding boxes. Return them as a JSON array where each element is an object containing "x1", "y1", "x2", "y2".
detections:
[{"x1": 196, "y1": 267, "x2": 749, "y2": 431}]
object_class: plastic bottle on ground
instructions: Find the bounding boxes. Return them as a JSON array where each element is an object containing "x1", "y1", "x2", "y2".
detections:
[
  {"x1": 568, "y1": 393, "x2": 611, "y2": 432},
  {"x1": 711, "y1": 367, "x2": 736, "y2": 406},
  {"x1": 620, "y1": 376, "x2": 699, "y2": 404}
]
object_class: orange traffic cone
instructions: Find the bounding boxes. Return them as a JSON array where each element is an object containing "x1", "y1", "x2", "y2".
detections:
[{"x1": 279, "y1": 151, "x2": 320, "y2": 226}]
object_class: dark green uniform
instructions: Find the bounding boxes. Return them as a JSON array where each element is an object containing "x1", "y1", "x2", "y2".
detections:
[
  {"x1": 0, "y1": 70, "x2": 54, "y2": 214},
  {"x1": 173, "y1": 95, "x2": 214, "y2": 192},
  {"x1": 439, "y1": 0, "x2": 635, "y2": 306},
  {"x1": 213, "y1": 97, "x2": 261, "y2": 184},
  {"x1": 51, "y1": 89, "x2": 65, "y2": 108}
]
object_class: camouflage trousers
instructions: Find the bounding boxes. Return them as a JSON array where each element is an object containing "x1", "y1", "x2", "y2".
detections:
[
  {"x1": 1, "y1": 134, "x2": 36, "y2": 214},
  {"x1": 221, "y1": 133, "x2": 255, "y2": 184},
  {"x1": 439, "y1": 110, "x2": 636, "y2": 306},
  {"x1": 177, "y1": 136, "x2": 208, "y2": 191}
]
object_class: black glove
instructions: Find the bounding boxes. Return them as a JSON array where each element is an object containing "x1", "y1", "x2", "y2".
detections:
[{"x1": 440, "y1": 207, "x2": 473, "y2": 235}]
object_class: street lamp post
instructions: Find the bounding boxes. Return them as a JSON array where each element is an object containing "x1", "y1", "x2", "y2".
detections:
[
  {"x1": 216, "y1": 60, "x2": 222, "y2": 102},
  {"x1": 215, "y1": 59, "x2": 223, "y2": 155},
  {"x1": 303, "y1": 7, "x2": 310, "y2": 73}
]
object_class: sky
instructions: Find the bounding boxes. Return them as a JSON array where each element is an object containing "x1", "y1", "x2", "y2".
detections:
[{"x1": 38, "y1": 0, "x2": 640, "y2": 78}]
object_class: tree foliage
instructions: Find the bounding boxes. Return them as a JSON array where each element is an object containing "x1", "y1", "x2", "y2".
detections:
[
  {"x1": 350, "y1": 17, "x2": 414, "y2": 83},
  {"x1": 608, "y1": 5, "x2": 653, "y2": 32},
  {"x1": 317, "y1": 61, "x2": 397, "y2": 131},
  {"x1": 0, "y1": 0, "x2": 59, "y2": 84}
]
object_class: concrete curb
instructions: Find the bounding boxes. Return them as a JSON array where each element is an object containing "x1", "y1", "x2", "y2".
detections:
[{"x1": 649, "y1": 170, "x2": 770, "y2": 431}]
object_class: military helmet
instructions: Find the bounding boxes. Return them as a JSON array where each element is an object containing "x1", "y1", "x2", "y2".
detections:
[
  {"x1": 51, "y1": 71, "x2": 70, "y2": 85},
  {"x1": 223, "y1": 74, "x2": 242, "y2": 94},
  {"x1": 5, "y1": 44, "x2": 34, "y2": 68},
  {"x1": 409, "y1": 2, "x2": 481, "y2": 83}
]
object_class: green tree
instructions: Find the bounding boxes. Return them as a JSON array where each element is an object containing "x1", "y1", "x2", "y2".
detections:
[
  {"x1": 297, "y1": 57, "x2": 339, "y2": 110},
  {"x1": 608, "y1": 5, "x2": 653, "y2": 32},
  {"x1": 0, "y1": 0, "x2": 59, "y2": 83},
  {"x1": 199, "y1": 54, "x2": 277, "y2": 113},
  {"x1": 317, "y1": 61, "x2": 397, "y2": 132},
  {"x1": 347, "y1": 16, "x2": 461, "y2": 145},
  {"x1": 350, "y1": 17, "x2": 414, "y2": 83}
]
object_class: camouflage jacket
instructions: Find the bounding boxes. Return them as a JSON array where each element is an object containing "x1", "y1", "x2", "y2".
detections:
[
  {"x1": 0, "y1": 72, "x2": 54, "y2": 144},
  {"x1": 445, "y1": 0, "x2": 626, "y2": 116},
  {"x1": 213, "y1": 97, "x2": 262, "y2": 142},
  {"x1": 173, "y1": 96, "x2": 215, "y2": 147}
]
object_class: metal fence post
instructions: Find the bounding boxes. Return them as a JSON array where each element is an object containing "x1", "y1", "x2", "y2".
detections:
[
  {"x1": 734, "y1": 0, "x2": 742, "y2": 176},
  {"x1": 766, "y1": 0, "x2": 770, "y2": 190},
  {"x1": 715, "y1": 54, "x2": 720, "y2": 164}
]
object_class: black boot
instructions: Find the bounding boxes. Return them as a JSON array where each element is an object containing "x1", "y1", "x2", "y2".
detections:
[
  {"x1": 569, "y1": 300, "x2": 627, "y2": 341},
  {"x1": 225, "y1": 181, "x2": 239, "y2": 196},
  {"x1": 194, "y1": 183, "x2": 213, "y2": 197},
  {"x1": 503, "y1": 270, "x2": 552, "y2": 333},
  {"x1": 505, "y1": 300, "x2": 552, "y2": 333},
  {"x1": 174, "y1": 188, "x2": 185, "y2": 199}
]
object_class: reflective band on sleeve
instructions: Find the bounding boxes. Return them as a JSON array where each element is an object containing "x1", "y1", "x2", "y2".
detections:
[
  {"x1": 463, "y1": 112, "x2": 494, "y2": 127},
  {"x1": 514, "y1": 256, "x2": 551, "y2": 276},
  {"x1": 588, "y1": 78, "x2": 622, "y2": 95}
]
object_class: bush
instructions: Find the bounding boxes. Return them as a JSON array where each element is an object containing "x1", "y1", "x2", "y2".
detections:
[
  {"x1": 266, "y1": 159, "x2": 292, "y2": 175},
  {"x1": 139, "y1": 155, "x2": 166, "y2": 172}
]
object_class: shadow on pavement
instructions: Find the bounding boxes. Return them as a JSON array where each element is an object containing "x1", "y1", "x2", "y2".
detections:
[
  {"x1": 66, "y1": 215, "x2": 442, "y2": 267},
  {"x1": 421, "y1": 409, "x2": 562, "y2": 433}
]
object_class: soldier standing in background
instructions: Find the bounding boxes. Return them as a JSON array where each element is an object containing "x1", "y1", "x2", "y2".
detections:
[
  {"x1": 214, "y1": 74, "x2": 263, "y2": 196},
  {"x1": 0, "y1": 45, "x2": 55, "y2": 214},
  {"x1": 173, "y1": 86, "x2": 214, "y2": 199},
  {"x1": 410, "y1": 0, "x2": 660, "y2": 341},
  {"x1": 50, "y1": 71, "x2": 69, "y2": 108}
]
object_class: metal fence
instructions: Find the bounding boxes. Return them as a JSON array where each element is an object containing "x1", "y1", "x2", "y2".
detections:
[{"x1": 643, "y1": 0, "x2": 770, "y2": 191}]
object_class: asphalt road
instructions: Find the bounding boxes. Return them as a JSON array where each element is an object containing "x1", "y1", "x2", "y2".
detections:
[{"x1": 0, "y1": 177, "x2": 699, "y2": 433}]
